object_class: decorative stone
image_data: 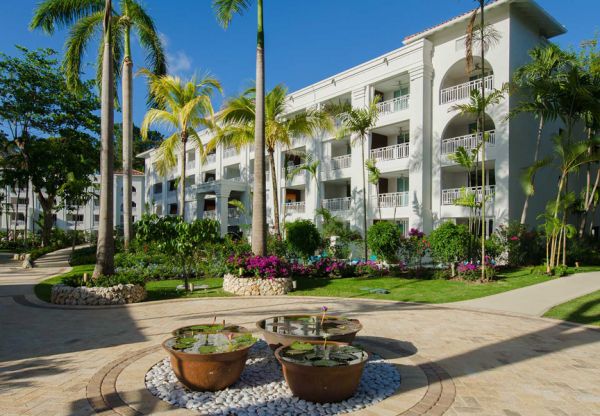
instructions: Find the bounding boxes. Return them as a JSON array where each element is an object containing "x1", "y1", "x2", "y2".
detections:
[
  {"x1": 50, "y1": 284, "x2": 146, "y2": 305},
  {"x1": 222, "y1": 274, "x2": 293, "y2": 296}
]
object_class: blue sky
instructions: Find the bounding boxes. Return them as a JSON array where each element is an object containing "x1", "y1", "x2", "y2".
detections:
[{"x1": 1, "y1": 0, "x2": 599, "y2": 129}]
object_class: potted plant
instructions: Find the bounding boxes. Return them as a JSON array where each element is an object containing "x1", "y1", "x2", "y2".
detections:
[
  {"x1": 162, "y1": 325, "x2": 256, "y2": 391},
  {"x1": 275, "y1": 340, "x2": 368, "y2": 403},
  {"x1": 256, "y1": 307, "x2": 362, "y2": 350},
  {"x1": 172, "y1": 321, "x2": 248, "y2": 337}
]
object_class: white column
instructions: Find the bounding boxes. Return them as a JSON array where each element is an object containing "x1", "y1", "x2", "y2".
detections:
[
  {"x1": 349, "y1": 86, "x2": 369, "y2": 235},
  {"x1": 215, "y1": 190, "x2": 230, "y2": 236}
]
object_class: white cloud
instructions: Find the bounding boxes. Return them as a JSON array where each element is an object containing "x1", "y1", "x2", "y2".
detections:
[{"x1": 159, "y1": 32, "x2": 192, "y2": 76}]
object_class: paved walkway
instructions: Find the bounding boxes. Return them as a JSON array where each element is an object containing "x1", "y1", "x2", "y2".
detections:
[
  {"x1": 452, "y1": 271, "x2": 600, "y2": 316},
  {"x1": 0, "y1": 251, "x2": 599, "y2": 415}
]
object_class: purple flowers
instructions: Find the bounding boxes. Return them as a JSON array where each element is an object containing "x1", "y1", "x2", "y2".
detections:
[
  {"x1": 321, "y1": 306, "x2": 328, "y2": 312},
  {"x1": 227, "y1": 254, "x2": 291, "y2": 280}
]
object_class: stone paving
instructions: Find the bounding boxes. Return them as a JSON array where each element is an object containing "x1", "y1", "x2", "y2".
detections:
[{"x1": 0, "y1": 251, "x2": 599, "y2": 415}]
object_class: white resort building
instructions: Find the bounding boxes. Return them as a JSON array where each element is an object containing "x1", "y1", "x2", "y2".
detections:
[{"x1": 140, "y1": 0, "x2": 565, "y2": 237}]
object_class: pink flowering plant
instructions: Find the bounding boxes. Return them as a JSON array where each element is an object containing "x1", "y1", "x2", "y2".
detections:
[
  {"x1": 227, "y1": 253, "x2": 292, "y2": 280},
  {"x1": 457, "y1": 256, "x2": 497, "y2": 281}
]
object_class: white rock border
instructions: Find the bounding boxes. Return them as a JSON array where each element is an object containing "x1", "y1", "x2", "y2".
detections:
[
  {"x1": 223, "y1": 273, "x2": 293, "y2": 296},
  {"x1": 51, "y1": 283, "x2": 146, "y2": 305},
  {"x1": 146, "y1": 340, "x2": 401, "y2": 416}
]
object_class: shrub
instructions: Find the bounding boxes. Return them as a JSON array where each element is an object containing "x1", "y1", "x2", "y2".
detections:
[
  {"x1": 267, "y1": 234, "x2": 290, "y2": 258},
  {"x1": 63, "y1": 271, "x2": 146, "y2": 288},
  {"x1": 367, "y1": 222, "x2": 402, "y2": 263},
  {"x1": 399, "y1": 228, "x2": 430, "y2": 267},
  {"x1": 227, "y1": 254, "x2": 292, "y2": 279},
  {"x1": 355, "y1": 260, "x2": 388, "y2": 277},
  {"x1": 285, "y1": 220, "x2": 321, "y2": 259},
  {"x1": 429, "y1": 222, "x2": 470, "y2": 266},
  {"x1": 494, "y1": 222, "x2": 544, "y2": 266},
  {"x1": 69, "y1": 246, "x2": 97, "y2": 265},
  {"x1": 566, "y1": 237, "x2": 600, "y2": 266}
]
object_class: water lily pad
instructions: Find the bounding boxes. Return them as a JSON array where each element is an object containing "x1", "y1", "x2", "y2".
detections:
[
  {"x1": 311, "y1": 359, "x2": 340, "y2": 367},
  {"x1": 290, "y1": 341, "x2": 314, "y2": 351},
  {"x1": 197, "y1": 345, "x2": 218, "y2": 354}
]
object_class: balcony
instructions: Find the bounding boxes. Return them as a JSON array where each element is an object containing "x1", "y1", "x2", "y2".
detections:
[
  {"x1": 186, "y1": 160, "x2": 196, "y2": 170},
  {"x1": 223, "y1": 147, "x2": 237, "y2": 159},
  {"x1": 203, "y1": 210, "x2": 218, "y2": 220},
  {"x1": 377, "y1": 192, "x2": 408, "y2": 208},
  {"x1": 284, "y1": 201, "x2": 305, "y2": 214},
  {"x1": 442, "y1": 130, "x2": 496, "y2": 155},
  {"x1": 228, "y1": 207, "x2": 241, "y2": 219},
  {"x1": 205, "y1": 153, "x2": 216, "y2": 165},
  {"x1": 322, "y1": 197, "x2": 351, "y2": 212},
  {"x1": 370, "y1": 143, "x2": 409, "y2": 162},
  {"x1": 440, "y1": 75, "x2": 494, "y2": 105},
  {"x1": 377, "y1": 95, "x2": 409, "y2": 116},
  {"x1": 442, "y1": 185, "x2": 495, "y2": 205},
  {"x1": 328, "y1": 154, "x2": 351, "y2": 170}
]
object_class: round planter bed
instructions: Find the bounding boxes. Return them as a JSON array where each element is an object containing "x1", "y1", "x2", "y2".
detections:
[
  {"x1": 50, "y1": 283, "x2": 146, "y2": 305},
  {"x1": 222, "y1": 273, "x2": 293, "y2": 296}
]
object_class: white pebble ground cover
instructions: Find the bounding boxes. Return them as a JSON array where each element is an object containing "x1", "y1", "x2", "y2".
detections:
[{"x1": 146, "y1": 340, "x2": 401, "y2": 416}]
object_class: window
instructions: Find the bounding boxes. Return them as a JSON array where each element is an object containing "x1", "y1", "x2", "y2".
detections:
[
  {"x1": 397, "y1": 129, "x2": 410, "y2": 144},
  {"x1": 185, "y1": 176, "x2": 195, "y2": 188},
  {"x1": 396, "y1": 219, "x2": 409, "y2": 237},
  {"x1": 94, "y1": 214, "x2": 99, "y2": 223},
  {"x1": 93, "y1": 198, "x2": 100, "y2": 207},
  {"x1": 10, "y1": 213, "x2": 25, "y2": 221},
  {"x1": 169, "y1": 203, "x2": 178, "y2": 215},
  {"x1": 132, "y1": 186, "x2": 137, "y2": 193},
  {"x1": 397, "y1": 177, "x2": 409, "y2": 193},
  {"x1": 67, "y1": 213, "x2": 84, "y2": 222},
  {"x1": 168, "y1": 179, "x2": 178, "y2": 191},
  {"x1": 153, "y1": 183, "x2": 163, "y2": 194}
]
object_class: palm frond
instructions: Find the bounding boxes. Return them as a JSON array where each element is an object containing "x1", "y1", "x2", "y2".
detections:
[
  {"x1": 30, "y1": 0, "x2": 105, "y2": 33},
  {"x1": 127, "y1": 0, "x2": 167, "y2": 76},
  {"x1": 212, "y1": 0, "x2": 251, "y2": 28},
  {"x1": 521, "y1": 156, "x2": 552, "y2": 196}
]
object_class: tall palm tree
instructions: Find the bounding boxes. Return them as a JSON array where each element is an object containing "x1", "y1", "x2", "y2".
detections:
[
  {"x1": 207, "y1": 85, "x2": 331, "y2": 239},
  {"x1": 510, "y1": 44, "x2": 566, "y2": 225},
  {"x1": 331, "y1": 99, "x2": 380, "y2": 260},
  {"x1": 141, "y1": 71, "x2": 221, "y2": 220},
  {"x1": 213, "y1": 0, "x2": 267, "y2": 255}
]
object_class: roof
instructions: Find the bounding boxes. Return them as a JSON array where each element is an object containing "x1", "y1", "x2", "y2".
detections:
[
  {"x1": 114, "y1": 169, "x2": 144, "y2": 176},
  {"x1": 403, "y1": 0, "x2": 565, "y2": 44}
]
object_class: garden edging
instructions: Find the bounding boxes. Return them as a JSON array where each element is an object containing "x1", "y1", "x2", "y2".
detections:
[
  {"x1": 222, "y1": 273, "x2": 293, "y2": 296},
  {"x1": 51, "y1": 283, "x2": 146, "y2": 305}
]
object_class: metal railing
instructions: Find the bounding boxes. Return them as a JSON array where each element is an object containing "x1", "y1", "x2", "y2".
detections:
[
  {"x1": 441, "y1": 130, "x2": 495, "y2": 155},
  {"x1": 377, "y1": 192, "x2": 409, "y2": 208},
  {"x1": 322, "y1": 197, "x2": 351, "y2": 211},
  {"x1": 377, "y1": 95, "x2": 409, "y2": 115},
  {"x1": 442, "y1": 185, "x2": 496, "y2": 205},
  {"x1": 440, "y1": 75, "x2": 494, "y2": 104},
  {"x1": 328, "y1": 154, "x2": 352, "y2": 170},
  {"x1": 370, "y1": 143, "x2": 409, "y2": 161},
  {"x1": 284, "y1": 201, "x2": 305, "y2": 213}
]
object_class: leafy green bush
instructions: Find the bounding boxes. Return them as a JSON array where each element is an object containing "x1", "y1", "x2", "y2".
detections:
[
  {"x1": 429, "y1": 222, "x2": 471, "y2": 267},
  {"x1": 69, "y1": 246, "x2": 96, "y2": 265},
  {"x1": 267, "y1": 234, "x2": 289, "y2": 257},
  {"x1": 566, "y1": 237, "x2": 600, "y2": 265},
  {"x1": 367, "y1": 221, "x2": 402, "y2": 263},
  {"x1": 285, "y1": 220, "x2": 321, "y2": 259},
  {"x1": 63, "y1": 271, "x2": 146, "y2": 288},
  {"x1": 494, "y1": 222, "x2": 544, "y2": 266}
]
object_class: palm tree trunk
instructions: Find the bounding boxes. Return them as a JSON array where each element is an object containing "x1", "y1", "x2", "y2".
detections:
[
  {"x1": 179, "y1": 134, "x2": 187, "y2": 218},
  {"x1": 579, "y1": 168, "x2": 600, "y2": 237},
  {"x1": 520, "y1": 114, "x2": 544, "y2": 225},
  {"x1": 24, "y1": 181, "x2": 29, "y2": 248},
  {"x1": 479, "y1": 0, "x2": 486, "y2": 281},
  {"x1": 122, "y1": 39, "x2": 133, "y2": 250},
  {"x1": 94, "y1": 0, "x2": 115, "y2": 278},
  {"x1": 72, "y1": 206, "x2": 79, "y2": 253},
  {"x1": 251, "y1": 0, "x2": 267, "y2": 256},
  {"x1": 361, "y1": 137, "x2": 368, "y2": 260},
  {"x1": 268, "y1": 150, "x2": 280, "y2": 239}
]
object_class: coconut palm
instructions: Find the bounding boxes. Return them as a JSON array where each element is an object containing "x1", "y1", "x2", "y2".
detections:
[
  {"x1": 141, "y1": 71, "x2": 221, "y2": 220},
  {"x1": 365, "y1": 158, "x2": 381, "y2": 220},
  {"x1": 330, "y1": 99, "x2": 380, "y2": 260},
  {"x1": 206, "y1": 85, "x2": 331, "y2": 239},
  {"x1": 213, "y1": 0, "x2": 267, "y2": 255},
  {"x1": 288, "y1": 152, "x2": 321, "y2": 223},
  {"x1": 30, "y1": 0, "x2": 166, "y2": 270},
  {"x1": 449, "y1": 145, "x2": 481, "y2": 237}
]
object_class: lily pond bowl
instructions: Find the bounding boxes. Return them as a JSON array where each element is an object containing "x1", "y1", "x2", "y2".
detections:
[
  {"x1": 171, "y1": 323, "x2": 248, "y2": 337},
  {"x1": 162, "y1": 329, "x2": 256, "y2": 391},
  {"x1": 275, "y1": 340, "x2": 369, "y2": 403},
  {"x1": 256, "y1": 314, "x2": 363, "y2": 350}
]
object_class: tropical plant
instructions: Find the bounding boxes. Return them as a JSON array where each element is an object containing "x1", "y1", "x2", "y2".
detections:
[
  {"x1": 329, "y1": 99, "x2": 380, "y2": 260},
  {"x1": 213, "y1": 0, "x2": 267, "y2": 256},
  {"x1": 206, "y1": 85, "x2": 331, "y2": 238},
  {"x1": 366, "y1": 221, "x2": 402, "y2": 263},
  {"x1": 428, "y1": 221, "x2": 471, "y2": 276},
  {"x1": 140, "y1": 71, "x2": 221, "y2": 219},
  {"x1": 365, "y1": 158, "x2": 381, "y2": 220},
  {"x1": 448, "y1": 144, "x2": 481, "y2": 239},
  {"x1": 287, "y1": 151, "x2": 321, "y2": 223},
  {"x1": 285, "y1": 219, "x2": 321, "y2": 260}
]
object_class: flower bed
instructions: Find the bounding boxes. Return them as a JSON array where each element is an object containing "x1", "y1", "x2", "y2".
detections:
[
  {"x1": 222, "y1": 273, "x2": 293, "y2": 296},
  {"x1": 50, "y1": 283, "x2": 146, "y2": 305}
]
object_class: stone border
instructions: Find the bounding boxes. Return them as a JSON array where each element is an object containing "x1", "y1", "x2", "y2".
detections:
[
  {"x1": 86, "y1": 337, "x2": 455, "y2": 416},
  {"x1": 223, "y1": 273, "x2": 293, "y2": 296},
  {"x1": 51, "y1": 283, "x2": 147, "y2": 305}
]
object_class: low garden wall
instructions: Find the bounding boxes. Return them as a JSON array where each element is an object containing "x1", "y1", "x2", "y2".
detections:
[
  {"x1": 223, "y1": 273, "x2": 293, "y2": 296},
  {"x1": 51, "y1": 283, "x2": 146, "y2": 305}
]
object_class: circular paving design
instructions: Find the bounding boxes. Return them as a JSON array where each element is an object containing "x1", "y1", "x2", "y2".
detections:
[{"x1": 86, "y1": 336, "x2": 456, "y2": 415}]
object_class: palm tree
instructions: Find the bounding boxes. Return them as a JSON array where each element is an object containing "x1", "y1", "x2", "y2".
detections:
[
  {"x1": 213, "y1": 0, "x2": 266, "y2": 255},
  {"x1": 141, "y1": 71, "x2": 221, "y2": 220},
  {"x1": 365, "y1": 158, "x2": 381, "y2": 220},
  {"x1": 510, "y1": 44, "x2": 566, "y2": 225},
  {"x1": 449, "y1": 145, "x2": 481, "y2": 237},
  {"x1": 331, "y1": 99, "x2": 380, "y2": 260},
  {"x1": 288, "y1": 152, "x2": 321, "y2": 223},
  {"x1": 207, "y1": 85, "x2": 331, "y2": 239}
]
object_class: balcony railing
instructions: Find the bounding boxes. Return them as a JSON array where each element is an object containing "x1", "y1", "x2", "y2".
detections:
[
  {"x1": 328, "y1": 154, "x2": 351, "y2": 170},
  {"x1": 322, "y1": 197, "x2": 351, "y2": 212},
  {"x1": 203, "y1": 210, "x2": 218, "y2": 220},
  {"x1": 370, "y1": 143, "x2": 409, "y2": 162},
  {"x1": 205, "y1": 153, "x2": 216, "y2": 165},
  {"x1": 223, "y1": 147, "x2": 237, "y2": 159},
  {"x1": 228, "y1": 208, "x2": 241, "y2": 219},
  {"x1": 440, "y1": 75, "x2": 494, "y2": 104},
  {"x1": 284, "y1": 201, "x2": 305, "y2": 214},
  {"x1": 186, "y1": 161, "x2": 196, "y2": 170},
  {"x1": 377, "y1": 95, "x2": 409, "y2": 116},
  {"x1": 377, "y1": 192, "x2": 409, "y2": 208},
  {"x1": 441, "y1": 130, "x2": 496, "y2": 155},
  {"x1": 442, "y1": 185, "x2": 496, "y2": 205}
]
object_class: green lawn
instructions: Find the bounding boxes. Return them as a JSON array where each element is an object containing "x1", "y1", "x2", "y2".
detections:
[
  {"x1": 544, "y1": 290, "x2": 600, "y2": 326},
  {"x1": 35, "y1": 264, "x2": 600, "y2": 305}
]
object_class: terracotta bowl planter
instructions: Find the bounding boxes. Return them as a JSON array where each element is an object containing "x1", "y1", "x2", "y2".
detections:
[
  {"x1": 275, "y1": 340, "x2": 369, "y2": 403},
  {"x1": 256, "y1": 314, "x2": 362, "y2": 350},
  {"x1": 171, "y1": 323, "x2": 248, "y2": 337}
]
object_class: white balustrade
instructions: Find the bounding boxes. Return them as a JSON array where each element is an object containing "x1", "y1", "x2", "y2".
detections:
[
  {"x1": 440, "y1": 75, "x2": 494, "y2": 104},
  {"x1": 223, "y1": 147, "x2": 237, "y2": 159},
  {"x1": 442, "y1": 185, "x2": 496, "y2": 205},
  {"x1": 205, "y1": 153, "x2": 216, "y2": 165},
  {"x1": 321, "y1": 197, "x2": 351, "y2": 211},
  {"x1": 441, "y1": 130, "x2": 495, "y2": 155},
  {"x1": 203, "y1": 210, "x2": 218, "y2": 220},
  {"x1": 284, "y1": 201, "x2": 305, "y2": 213},
  {"x1": 377, "y1": 95, "x2": 409, "y2": 115},
  {"x1": 328, "y1": 154, "x2": 352, "y2": 170},
  {"x1": 377, "y1": 192, "x2": 409, "y2": 208},
  {"x1": 370, "y1": 143, "x2": 409, "y2": 162}
]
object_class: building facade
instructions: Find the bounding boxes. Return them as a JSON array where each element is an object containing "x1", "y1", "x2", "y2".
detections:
[{"x1": 139, "y1": 0, "x2": 566, "y2": 237}]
